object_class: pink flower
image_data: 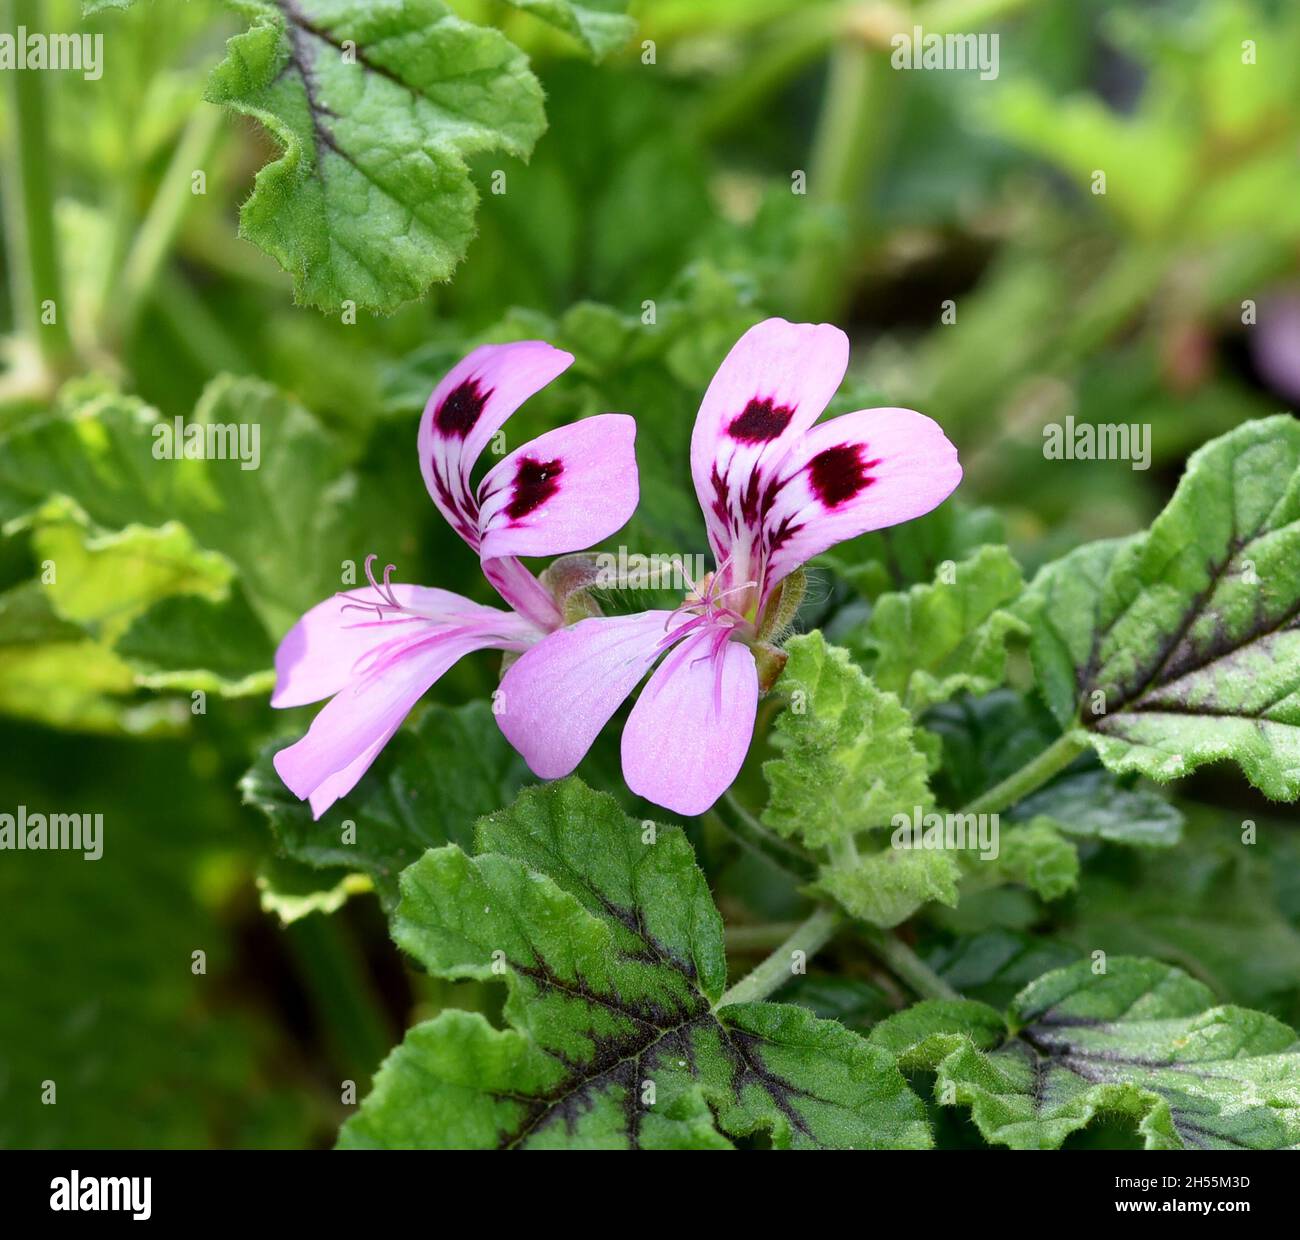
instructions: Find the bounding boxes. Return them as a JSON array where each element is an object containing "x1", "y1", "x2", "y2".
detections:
[
  {"x1": 497, "y1": 318, "x2": 962, "y2": 816},
  {"x1": 272, "y1": 341, "x2": 638, "y2": 817}
]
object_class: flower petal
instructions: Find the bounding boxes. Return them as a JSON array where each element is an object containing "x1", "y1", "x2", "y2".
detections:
[
  {"x1": 760, "y1": 406, "x2": 962, "y2": 589},
  {"x1": 418, "y1": 341, "x2": 573, "y2": 548},
  {"x1": 274, "y1": 620, "x2": 528, "y2": 818},
  {"x1": 476, "y1": 414, "x2": 639, "y2": 561},
  {"x1": 272, "y1": 584, "x2": 529, "y2": 709},
  {"x1": 690, "y1": 318, "x2": 848, "y2": 578},
  {"x1": 496, "y1": 609, "x2": 676, "y2": 779},
  {"x1": 621, "y1": 629, "x2": 759, "y2": 816}
]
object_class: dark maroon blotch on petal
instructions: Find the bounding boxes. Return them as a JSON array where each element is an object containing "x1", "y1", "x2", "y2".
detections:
[
  {"x1": 507, "y1": 456, "x2": 564, "y2": 519},
  {"x1": 728, "y1": 396, "x2": 795, "y2": 443},
  {"x1": 808, "y1": 443, "x2": 881, "y2": 507},
  {"x1": 435, "y1": 377, "x2": 492, "y2": 438}
]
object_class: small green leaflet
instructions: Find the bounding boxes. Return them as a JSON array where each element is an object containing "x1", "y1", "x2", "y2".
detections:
[
  {"x1": 764, "y1": 632, "x2": 933, "y2": 848},
  {"x1": 501, "y1": 0, "x2": 634, "y2": 59},
  {"x1": 1021, "y1": 416, "x2": 1300, "y2": 800},
  {"x1": 870, "y1": 957, "x2": 1300, "y2": 1150},
  {"x1": 242, "y1": 701, "x2": 530, "y2": 908},
  {"x1": 977, "y1": 818, "x2": 1079, "y2": 901},
  {"x1": 863, "y1": 545, "x2": 1029, "y2": 713},
  {"x1": 762, "y1": 632, "x2": 958, "y2": 927},
  {"x1": 340, "y1": 779, "x2": 931, "y2": 1149},
  {"x1": 192, "y1": 0, "x2": 547, "y2": 313}
]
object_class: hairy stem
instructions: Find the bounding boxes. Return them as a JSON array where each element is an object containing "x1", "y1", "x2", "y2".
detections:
[
  {"x1": 710, "y1": 792, "x2": 818, "y2": 880},
  {"x1": 718, "y1": 907, "x2": 840, "y2": 1007},
  {"x1": 960, "y1": 732, "x2": 1087, "y2": 817},
  {"x1": 858, "y1": 927, "x2": 959, "y2": 1001}
]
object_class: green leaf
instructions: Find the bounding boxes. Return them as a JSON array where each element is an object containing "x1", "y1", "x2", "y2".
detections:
[
  {"x1": 1060, "y1": 813, "x2": 1300, "y2": 1020},
  {"x1": 202, "y1": 0, "x2": 546, "y2": 313},
  {"x1": 764, "y1": 632, "x2": 933, "y2": 848},
  {"x1": 0, "y1": 376, "x2": 419, "y2": 710},
  {"x1": 115, "y1": 588, "x2": 278, "y2": 696},
  {"x1": 1021, "y1": 416, "x2": 1300, "y2": 800},
  {"x1": 1014, "y1": 768, "x2": 1183, "y2": 847},
  {"x1": 863, "y1": 545, "x2": 1029, "y2": 713},
  {"x1": 0, "y1": 582, "x2": 171, "y2": 734},
  {"x1": 870, "y1": 957, "x2": 1300, "y2": 1150},
  {"x1": 242, "y1": 701, "x2": 529, "y2": 909},
  {"x1": 979, "y1": 817, "x2": 1079, "y2": 902},
  {"x1": 32, "y1": 506, "x2": 233, "y2": 644},
  {"x1": 501, "y1": 0, "x2": 634, "y2": 59},
  {"x1": 818, "y1": 849, "x2": 960, "y2": 930},
  {"x1": 339, "y1": 779, "x2": 932, "y2": 1149}
]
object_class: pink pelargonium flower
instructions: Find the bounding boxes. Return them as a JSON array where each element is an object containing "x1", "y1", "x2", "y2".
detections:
[
  {"x1": 497, "y1": 318, "x2": 962, "y2": 816},
  {"x1": 272, "y1": 341, "x2": 638, "y2": 818}
]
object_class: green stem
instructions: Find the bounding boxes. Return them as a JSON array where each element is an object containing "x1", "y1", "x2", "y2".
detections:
[
  {"x1": 284, "y1": 913, "x2": 393, "y2": 1082},
  {"x1": 718, "y1": 907, "x2": 840, "y2": 1007},
  {"x1": 114, "y1": 103, "x2": 225, "y2": 344},
  {"x1": 1, "y1": 0, "x2": 74, "y2": 375},
  {"x1": 960, "y1": 732, "x2": 1087, "y2": 817},
  {"x1": 791, "y1": 35, "x2": 881, "y2": 319},
  {"x1": 858, "y1": 927, "x2": 959, "y2": 1001},
  {"x1": 725, "y1": 921, "x2": 804, "y2": 954},
  {"x1": 710, "y1": 792, "x2": 817, "y2": 880},
  {"x1": 155, "y1": 265, "x2": 251, "y2": 375}
]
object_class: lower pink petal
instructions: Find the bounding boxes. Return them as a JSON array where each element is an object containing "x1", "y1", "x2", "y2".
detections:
[
  {"x1": 496, "y1": 610, "x2": 676, "y2": 779},
  {"x1": 274, "y1": 622, "x2": 529, "y2": 819},
  {"x1": 272, "y1": 584, "x2": 524, "y2": 709},
  {"x1": 621, "y1": 630, "x2": 758, "y2": 817}
]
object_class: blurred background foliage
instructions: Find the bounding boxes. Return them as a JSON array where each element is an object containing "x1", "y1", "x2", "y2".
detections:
[{"x1": 1, "y1": 0, "x2": 1297, "y2": 1146}]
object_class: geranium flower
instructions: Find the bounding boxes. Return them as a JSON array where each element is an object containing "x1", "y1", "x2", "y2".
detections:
[
  {"x1": 272, "y1": 341, "x2": 638, "y2": 817},
  {"x1": 497, "y1": 318, "x2": 961, "y2": 816}
]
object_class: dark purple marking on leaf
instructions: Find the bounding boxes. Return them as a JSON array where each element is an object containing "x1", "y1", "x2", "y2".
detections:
[
  {"x1": 435, "y1": 378, "x2": 492, "y2": 439},
  {"x1": 808, "y1": 443, "x2": 881, "y2": 508},
  {"x1": 507, "y1": 457, "x2": 564, "y2": 520},
  {"x1": 728, "y1": 397, "x2": 795, "y2": 443}
]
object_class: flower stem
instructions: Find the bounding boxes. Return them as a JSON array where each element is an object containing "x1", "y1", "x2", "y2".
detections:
[
  {"x1": 1, "y1": 0, "x2": 74, "y2": 378},
  {"x1": 960, "y1": 731, "x2": 1087, "y2": 817},
  {"x1": 114, "y1": 103, "x2": 225, "y2": 344},
  {"x1": 858, "y1": 927, "x2": 959, "y2": 1001},
  {"x1": 712, "y1": 791, "x2": 817, "y2": 880},
  {"x1": 791, "y1": 34, "x2": 882, "y2": 319},
  {"x1": 717, "y1": 906, "x2": 840, "y2": 1007}
]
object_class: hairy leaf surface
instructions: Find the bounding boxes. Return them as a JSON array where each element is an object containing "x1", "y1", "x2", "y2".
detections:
[
  {"x1": 1022, "y1": 416, "x2": 1300, "y2": 799},
  {"x1": 340, "y1": 780, "x2": 931, "y2": 1149},
  {"x1": 870, "y1": 957, "x2": 1300, "y2": 1149}
]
